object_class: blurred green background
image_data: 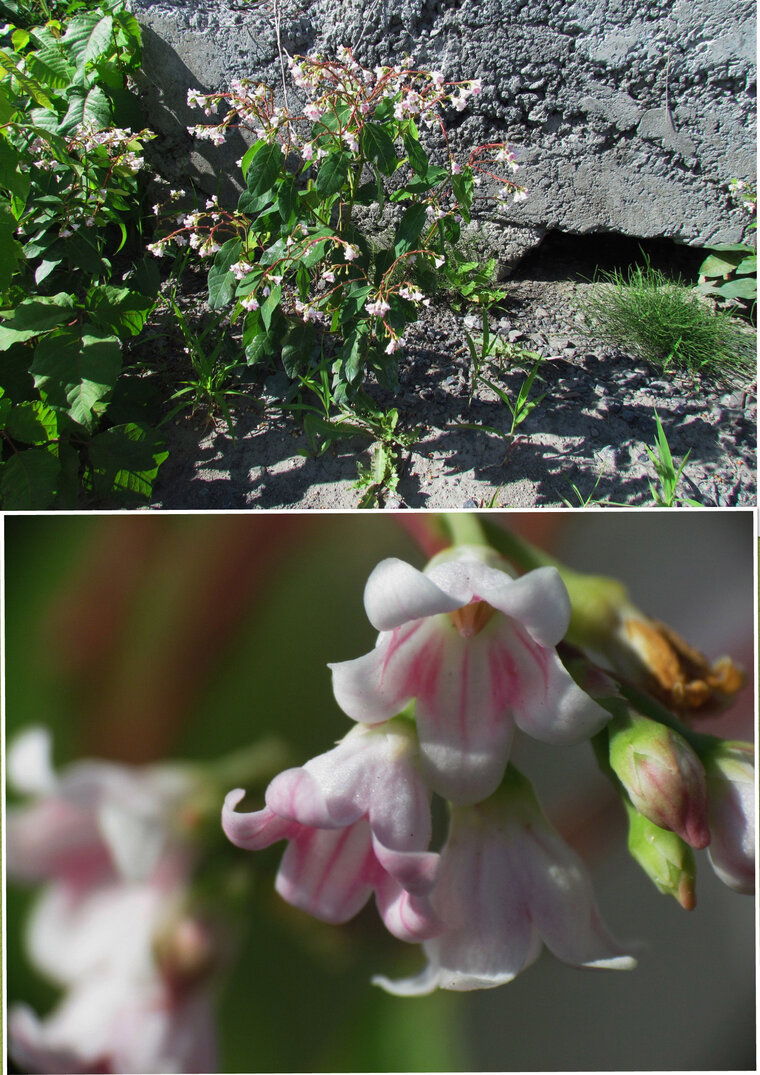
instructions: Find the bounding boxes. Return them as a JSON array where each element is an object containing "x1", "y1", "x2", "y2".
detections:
[{"x1": 5, "y1": 511, "x2": 756, "y2": 1071}]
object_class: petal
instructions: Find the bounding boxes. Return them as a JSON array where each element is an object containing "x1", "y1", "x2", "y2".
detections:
[
  {"x1": 370, "y1": 836, "x2": 440, "y2": 895},
  {"x1": 413, "y1": 627, "x2": 516, "y2": 804},
  {"x1": 373, "y1": 874, "x2": 443, "y2": 942},
  {"x1": 275, "y1": 821, "x2": 377, "y2": 924},
  {"x1": 221, "y1": 790, "x2": 295, "y2": 850},
  {"x1": 265, "y1": 768, "x2": 347, "y2": 830},
  {"x1": 521, "y1": 821, "x2": 637, "y2": 970},
  {"x1": 329, "y1": 617, "x2": 446, "y2": 725},
  {"x1": 364, "y1": 558, "x2": 464, "y2": 631},
  {"x1": 470, "y1": 565, "x2": 571, "y2": 648},
  {"x1": 491, "y1": 620, "x2": 608, "y2": 744},
  {"x1": 372, "y1": 963, "x2": 443, "y2": 997},
  {"x1": 7, "y1": 726, "x2": 58, "y2": 797},
  {"x1": 427, "y1": 807, "x2": 542, "y2": 988}
]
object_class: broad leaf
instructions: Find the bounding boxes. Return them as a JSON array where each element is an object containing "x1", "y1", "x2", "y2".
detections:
[
  {"x1": 316, "y1": 151, "x2": 350, "y2": 197},
  {"x1": 394, "y1": 203, "x2": 427, "y2": 255},
  {"x1": 362, "y1": 122, "x2": 397, "y2": 176},
  {"x1": 245, "y1": 140, "x2": 282, "y2": 199},
  {"x1": 0, "y1": 447, "x2": 60, "y2": 509},
  {"x1": 208, "y1": 237, "x2": 242, "y2": 310},
  {"x1": 88, "y1": 422, "x2": 168, "y2": 501}
]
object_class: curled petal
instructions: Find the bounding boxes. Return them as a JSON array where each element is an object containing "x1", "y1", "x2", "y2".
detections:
[
  {"x1": 468, "y1": 565, "x2": 571, "y2": 648},
  {"x1": 364, "y1": 558, "x2": 464, "y2": 631},
  {"x1": 265, "y1": 768, "x2": 347, "y2": 830},
  {"x1": 374, "y1": 874, "x2": 442, "y2": 943},
  {"x1": 221, "y1": 790, "x2": 294, "y2": 850}
]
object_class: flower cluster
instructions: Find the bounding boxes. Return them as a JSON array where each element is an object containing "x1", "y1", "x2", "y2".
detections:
[
  {"x1": 6, "y1": 728, "x2": 219, "y2": 1073},
  {"x1": 223, "y1": 544, "x2": 642, "y2": 992}
]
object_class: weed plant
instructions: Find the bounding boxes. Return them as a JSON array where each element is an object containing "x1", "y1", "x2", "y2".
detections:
[{"x1": 581, "y1": 261, "x2": 755, "y2": 384}]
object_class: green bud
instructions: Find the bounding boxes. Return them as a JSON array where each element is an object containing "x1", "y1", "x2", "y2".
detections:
[
  {"x1": 625, "y1": 800, "x2": 697, "y2": 910},
  {"x1": 609, "y1": 712, "x2": 710, "y2": 849}
]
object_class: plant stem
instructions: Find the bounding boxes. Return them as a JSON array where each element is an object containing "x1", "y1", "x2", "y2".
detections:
[{"x1": 441, "y1": 512, "x2": 489, "y2": 548}]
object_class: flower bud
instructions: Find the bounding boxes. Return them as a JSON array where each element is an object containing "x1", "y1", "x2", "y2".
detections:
[
  {"x1": 609, "y1": 712, "x2": 710, "y2": 849},
  {"x1": 624, "y1": 800, "x2": 697, "y2": 910},
  {"x1": 703, "y1": 740, "x2": 755, "y2": 894}
]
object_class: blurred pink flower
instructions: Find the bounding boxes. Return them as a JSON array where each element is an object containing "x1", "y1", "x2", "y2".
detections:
[
  {"x1": 9, "y1": 883, "x2": 217, "y2": 1074},
  {"x1": 330, "y1": 546, "x2": 608, "y2": 803},
  {"x1": 6, "y1": 727, "x2": 218, "y2": 1074},
  {"x1": 6, "y1": 726, "x2": 195, "y2": 886},
  {"x1": 222, "y1": 718, "x2": 441, "y2": 942},
  {"x1": 374, "y1": 768, "x2": 637, "y2": 995}
]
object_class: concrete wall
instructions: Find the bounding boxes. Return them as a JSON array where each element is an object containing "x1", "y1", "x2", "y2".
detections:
[{"x1": 130, "y1": 0, "x2": 756, "y2": 263}]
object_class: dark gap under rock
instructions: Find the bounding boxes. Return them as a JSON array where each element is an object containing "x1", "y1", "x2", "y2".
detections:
[{"x1": 510, "y1": 230, "x2": 707, "y2": 284}]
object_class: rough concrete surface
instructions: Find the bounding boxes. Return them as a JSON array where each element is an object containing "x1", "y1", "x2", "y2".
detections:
[{"x1": 130, "y1": 0, "x2": 756, "y2": 264}]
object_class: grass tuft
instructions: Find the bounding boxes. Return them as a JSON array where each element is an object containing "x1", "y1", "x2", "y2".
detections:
[{"x1": 580, "y1": 260, "x2": 755, "y2": 384}]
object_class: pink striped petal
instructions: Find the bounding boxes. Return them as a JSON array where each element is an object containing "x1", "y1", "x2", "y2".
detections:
[
  {"x1": 329, "y1": 617, "x2": 446, "y2": 725},
  {"x1": 490, "y1": 619, "x2": 608, "y2": 744},
  {"x1": 275, "y1": 821, "x2": 377, "y2": 924}
]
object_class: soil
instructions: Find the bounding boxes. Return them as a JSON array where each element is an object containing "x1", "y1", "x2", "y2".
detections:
[{"x1": 142, "y1": 234, "x2": 757, "y2": 510}]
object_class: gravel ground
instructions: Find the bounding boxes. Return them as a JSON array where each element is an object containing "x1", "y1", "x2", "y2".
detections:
[{"x1": 146, "y1": 239, "x2": 757, "y2": 510}]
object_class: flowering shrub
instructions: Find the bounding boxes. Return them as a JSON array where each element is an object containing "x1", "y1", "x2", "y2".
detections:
[
  {"x1": 0, "y1": 0, "x2": 166, "y2": 508},
  {"x1": 153, "y1": 48, "x2": 526, "y2": 403}
]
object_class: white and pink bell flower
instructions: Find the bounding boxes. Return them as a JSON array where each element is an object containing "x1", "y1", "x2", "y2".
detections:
[
  {"x1": 222, "y1": 718, "x2": 442, "y2": 942},
  {"x1": 373, "y1": 767, "x2": 637, "y2": 996},
  {"x1": 329, "y1": 546, "x2": 609, "y2": 804}
]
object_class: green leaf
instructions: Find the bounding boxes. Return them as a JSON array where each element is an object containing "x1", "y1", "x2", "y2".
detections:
[
  {"x1": 361, "y1": 122, "x2": 397, "y2": 176},
  {"x1": 31, "y1": 326, "x2": 121, "y2": 430},
  {"x1": 281, "y1": 318, "x2": 317, "y2": 377},
  {"x1": 207, "y1": 237, "x2": 242, "y2": 310},
  {"x1": 59, "y1": 84, "x2": 112, "y2": 134},
  {"x1": 0, "y1": 138, "x2": 31, "y2": 201},
  {"x1": 699, "y1": 252, "x2": 745, "y2": 278},
  {"x1": 26, "y1": 45, "x2": 74, "y2": 89},
  {"x1": 0, "y1": 447, "x2": 60, "y2": 509},
  {"x1": 87, "y1": 421, "x2": 168, "y2": 502},
  {"x1": 88, "y1": 286, "x2": 155, "y2": 336},
  {"x1": 5, "y1": 400, "x2": 58, "y2": 444},
  {"x1": 717, "y1": 277, "x2": 757, "y2": 300},
  {"x1": 452, "y1": 168, "x2": 475, "y2": 223},
  {"x1": 316, "y1": 151, "x2": 350, "y2": 197},
  {"x1": 402, "y1": 131, "x2": 429, "y2": 177},
  {"x1": 61, "y1": 13, "x2": 114, "y2": 70},
  {"x1": 277, "y1": 177, "x2": 298, "y2": 223},
  {"x1": 244, "y1": 329, "x2": 276, "y2": 365},
  {"x1": 260, "y1": 284, "x2": 281, "y2": 331},
  {"x1": 394, "y1": 203, "x2": 427, "y2": 255},
  {"x1": 0, "y1": 293, "x2": 75, "y2": 349},
  {"x1": 245, "y1": 140, "x2": 283, "y2": 199}
]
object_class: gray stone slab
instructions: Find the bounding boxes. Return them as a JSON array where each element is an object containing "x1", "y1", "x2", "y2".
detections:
[{"x1": 129, "y1": 0, "x2": 756, "y2": 262}]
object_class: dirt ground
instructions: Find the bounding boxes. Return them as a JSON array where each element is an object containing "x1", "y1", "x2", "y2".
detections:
[{"x1": 144, "y1": 235, "x2": 757, "y2": 510}]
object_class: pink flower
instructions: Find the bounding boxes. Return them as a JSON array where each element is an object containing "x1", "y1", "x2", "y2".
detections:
[
  {"x1": 329, "y1": 546, "x2": 608, "y2": 804},
  {"x1": 373, "y1": 768, "x2": 637, "y2": 995},
  {"x1": 222, "y1": 719, "x2": 441, "y2": 942},
  {"x1": 704, "y1": 741, "x2": 755, "y2": 894},
  {"x1": 9, "y1": 883, "x2": 217, "y2": 1075},
  {"x1": 6, "y1": 727, "x2": 194, "y2": 886},
  {"x1": 6, "y1": 728, "x2": 218, "y2": 1074}
]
